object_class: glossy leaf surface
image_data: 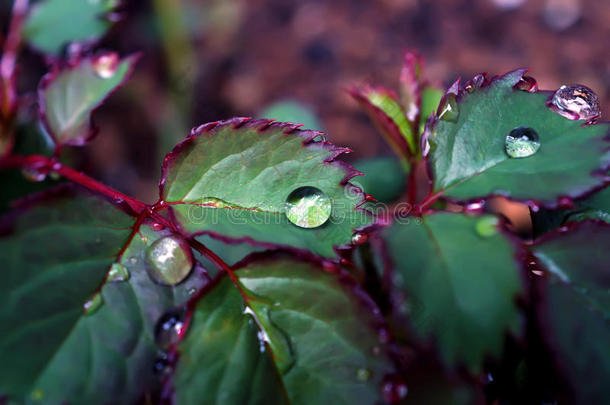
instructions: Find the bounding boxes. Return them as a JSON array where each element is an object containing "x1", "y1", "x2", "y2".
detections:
[
  {"x1": 428, "y1": 70, "x2": 610, "y2": 205},
  {"x1": 174, "y1": 256, "x2": 394, "y2": 404},
  {"x1": 23, "y1": 0, "x2": 118, "y2": 55},
  {"x1": 0, "y1": 188, "x2": 205, "y2": 404},
  {"x1": 384, "y1": 213, "x2": 522, "y2": 372},
  {"x1": 40, "y1": 54, "x2": 136, "y2": 146},
  {"x1": 162, "y1": 118, "x2": 374, "y2": 258},
  {"x1": 531, "y1": 221, "x2": 610, "y2": 404}
]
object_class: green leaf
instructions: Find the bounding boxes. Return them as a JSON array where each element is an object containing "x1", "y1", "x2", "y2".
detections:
[
  {"x1": 419, "y1": 86, "x2": 442, "y2": 130},
  {"x1": 174, "y1": 256, "x2": 394, "y2": 404},
  {"x1": 428, "y1": 70, "x2": 610, "y2": 205},
  {"x1": 40, "y1": 53, "x2": 137, "y2": 146},
  {"x1": 531, "y1": 221, "x2": 610, "y2": 404},
  {"x1": 161, "y1": 118, "x2": 374, "y2": 258},
  {"x1": 0, "y1": 188, "x2": 205, "y2": 404},
  {"x1": 23, "y1": 0, "x2": 118, "y2": 56},
  {"x1": 580, "y1": 185, "x2": 610, "y2": 214},
  {"x1": 350, "y1": 86, "x2": 416, "y2": 158},
  {"x1": 384, "y1": 212, "x2": 523, "y2": 372},
  {"x1": 260, "y1": 100, "x2": 323, "y2": 131},
  {"x1": 353, "y1": 156, "x2": 406, "y2": 203}
]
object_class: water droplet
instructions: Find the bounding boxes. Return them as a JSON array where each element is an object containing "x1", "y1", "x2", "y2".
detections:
[
  {"x1": 475, "y1": 216, "x2": 499, "y2": 238},
  {"x1": 438, "y1": 93, "x2": 459, "y2": 122},
  {"x1": 285, "y1": 186, "x2": 331, "y2": 228},
  {"x1": 505, "y1": 127, "x2": 540, "y2": 158},
  {"x1": 108, "y1": 263, "x2": 130, "y2": 282},
  {"x1": 155, "y1": 310, "x2": 186, "y2": 348},
  {"x1": 93, "y1": 52, "x2": 119, "y2": 79},
  {"x1": 356, "y1": 367, "x2": 372, "y2": 381},
  {"x1": 151, "y1": 222, "x2": 165, "y2": 231},
  {"x1": 153, "y1": 352, "x2": 174, "y2": 376},
  {"x1": 514, "y1": 76, "x2": 538, "y2": 93},
  {"x1": 351, "y1": 232, "x2": 368, "y2": 245},
  {"x1": 83, "y1": 293, "x2": 103, "y2": 316},
  {"x1": 146, "y1": 235, "x2": 194, "y2": 285},
  {"x1": 381, "y1": 376, "x2": 408, "y2": 404},
  {"x1": 21, "y1": 168, "x2": 46, "y2": 182},
  {"x1": 187, "y1": 287, "x2": 197, "y2": 296},
  {"x1": 551, "y1": 85, "x2": 600, "y2": 121}
]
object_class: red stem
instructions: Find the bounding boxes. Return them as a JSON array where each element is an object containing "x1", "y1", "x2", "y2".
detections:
[
  {"x1": 187, "y1": 237, "x2": 251, "y2": 303},
  {"x1": 1, "y1": 0, "x2": 29, "y2": 154},
  {"x1": 0, "y1": 154, "x2": 148, "y2": 213},
  {"x1": 407, "y1": 159, "x2": 418, "y2": 207}
]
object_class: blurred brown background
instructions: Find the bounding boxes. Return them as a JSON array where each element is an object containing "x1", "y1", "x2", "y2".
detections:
[{"x1": 4, "y1": 0, "x2": 610, "y2": 203}]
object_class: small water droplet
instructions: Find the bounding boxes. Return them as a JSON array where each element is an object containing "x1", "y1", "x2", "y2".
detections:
[
  {"x1": 438, "y1": 93, "x2": 459, "y2": 122},
  {"x1": 351, "y1": 232, "x2": 368, "y2": 245},
  {"x1": 505, "y1": 127, "x2": 540, "y2": 158},
  {"x1": 151, "y1": 222, "x2": 165, "y2": 231},
  {"x1": 21, "y1": 168, "x2": 46, "y2": 182},
  {"x1": 475, "y1": 216, "x2": 499, "y2": 238},
  {"x1": 187, "y1": 287, "x2": 197, "y2": 296},
  {"x1": 108, "y1": 263, "x2": 130, "y2": 282},
  {"x1": 129, "y1": 256, "x2": 138, "y2": 265},
  {"x1": 146, "y1": 235, "x2": 194, "y2": 285},
  {"x1": 153, "y1": 352, "x2": 174, "y2": 376},
  {"x1": 514, "y1": 76, "x2": 538, "y2": 93},
  {"x1": 356, "y1": 367, "x2": 372, "y2": 381},
  {"x1": 155, "y1": 310, "x2": 186, "y2": 348},
  {"x1": 285, "y1": 186, "x2": 331, "y2": 228},
  {"x1": 93, "y1": 52, "x2": 119, "y2": 79},
  {"x1": 83, "y1": 293, "x2": 103, "y2": 316},
  {"x1": 381, "y1": 376, "x2": 408, "y2": 404},
  {"x1": 551, "y1": 85, "x2": 600, "y2": 121}
]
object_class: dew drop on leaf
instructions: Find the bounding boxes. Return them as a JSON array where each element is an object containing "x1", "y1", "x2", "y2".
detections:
[
  {"x1": 146, "y1": 235, "x2": 194, "y2": 285},
  {"x1": 155, "y1": 309, "x2": 186, "y2": 348},
  {"x1": 438, "y1": 93, "x2": 459, "y2": 122},
  {"x1": 93, "y1": 52, "x2": 119, "y2": 79},
  {"x1": 551, "y1": 85, "x2": 600, "y2": 121},
  {"x1": 83, "y1": 293, "x2": 103, "y2": 316},
  {"x1": 351, "y1": 232, "x2": 368, "y2": 245},
  {"x1": 21, "y1": 168, "x2": 46, "y2": 182},
  {"x1": 475, "y1": 216, "x2": 499, "y2": 238},
  {"x1": 153, "y1": 352, "x2": 174, "y2": 376},
  {"x1": 285, "y1": 186, "x2": 331, "y2": 228},
  {"x1": 356, "y1": 367, "x2": 372, "y2": 381},
  {"x1": 505, "y1": 127, "x2": 540, "y2": 158},
  {"x1": 108, "y1": 263, "x2": 130, "y2": 282}
]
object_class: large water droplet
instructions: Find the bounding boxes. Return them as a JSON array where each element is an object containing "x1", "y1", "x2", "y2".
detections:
[
  {"x1": 108, "y1": 263, "x2": 130, "y2": 282},
  {"x1": 551, "y1": 85, "x2": 600, "y2": 121},
  {"x1": 21, "y1": 168, "x2": 46, "y2": 182},
  {"x1": 475, "y1": 216, "x2": 499, "y2": 238},
  {"x1": 285, "y1": 186, "x2": 331, "y2": 228},
  {"x1": 146, "y1": 235, "x2": 194, "y2": 285},
  {"x1": 155, "y1": 310, "x2": 186, "y2": 348},
  {"x1": 438, "y1": 93, "x2": 459, "y2": 122},
  {"x1": 356, "y1": 367, "x2": 372, "y2": 381},
  {"x1": 93, "y1": 52, "x2": 119, "y2": 79},
  {"x1": 83, "y1": 293, "x2": 103, "y2": 316},
  {"x1": 505, "y1": 127, "x2": 540, "y2": 158}
]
